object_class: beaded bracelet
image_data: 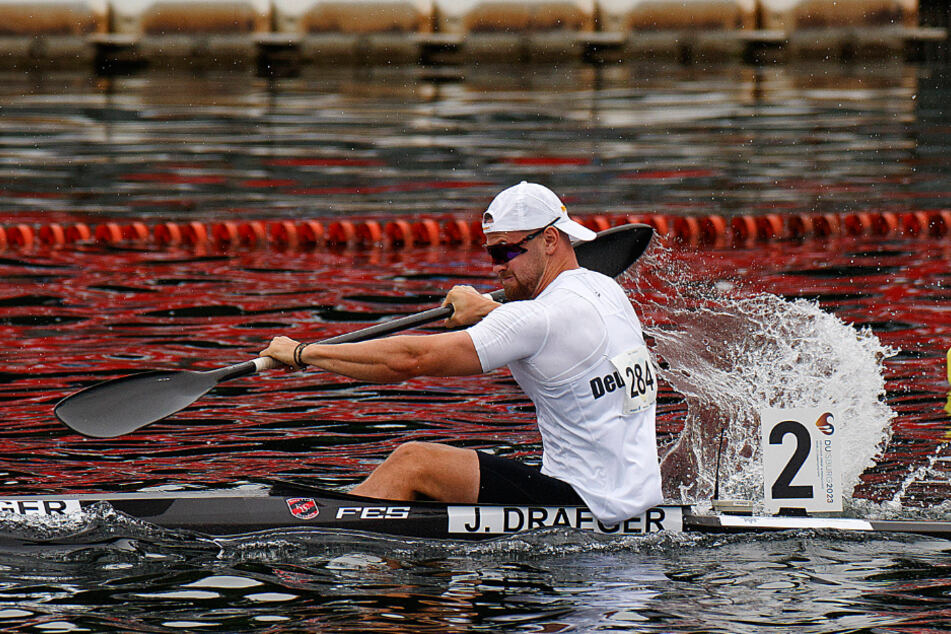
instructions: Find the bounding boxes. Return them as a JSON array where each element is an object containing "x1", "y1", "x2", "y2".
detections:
[{"x1": 293, "y1": 342, "x2": 309, "y2": 368}]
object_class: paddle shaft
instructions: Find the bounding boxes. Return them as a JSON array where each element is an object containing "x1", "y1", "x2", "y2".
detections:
[{"x1": 249, "y1": 291, "x2": 495, "y2": 371}]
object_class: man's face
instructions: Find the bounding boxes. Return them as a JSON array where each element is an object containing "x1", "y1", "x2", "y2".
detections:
[{"x1": 484, "y1": 229, "x2": 547, "y2": 301}]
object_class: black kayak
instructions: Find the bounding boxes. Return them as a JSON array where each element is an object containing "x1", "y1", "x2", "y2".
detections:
[{"x1": 1, "y1": 481, "x2": 949, "y2": 543}]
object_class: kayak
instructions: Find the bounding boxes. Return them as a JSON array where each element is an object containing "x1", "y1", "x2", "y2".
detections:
[{"x1": 1, "y1": 481, "x2": 949, "y2": 543}]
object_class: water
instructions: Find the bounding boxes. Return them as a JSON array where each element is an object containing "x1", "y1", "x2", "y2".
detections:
[{"x1": 0, "y1": 60, "x2": 949, "y2": 630}]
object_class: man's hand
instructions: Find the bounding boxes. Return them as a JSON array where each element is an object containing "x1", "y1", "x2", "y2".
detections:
[
  {"x1": 260, "y1": 336, "x2": 301, "y2": 369},
  {"x1": 443, "y1": 285, "x2": 500, "y2": 329}
]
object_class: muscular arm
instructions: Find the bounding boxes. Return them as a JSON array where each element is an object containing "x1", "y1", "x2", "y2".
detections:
[{"x1": 260, "y1": 331, "x2": 483, "y2": 383}]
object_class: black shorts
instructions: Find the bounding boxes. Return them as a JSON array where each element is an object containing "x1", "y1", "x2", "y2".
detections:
[{"x1": 477, "y1": 451, "x2": 584, "y2": 505}]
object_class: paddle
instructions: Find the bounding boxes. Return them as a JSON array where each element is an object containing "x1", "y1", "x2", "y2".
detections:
[{"x1": 55, "y1": 223, "x2": 653, "y2": 438}]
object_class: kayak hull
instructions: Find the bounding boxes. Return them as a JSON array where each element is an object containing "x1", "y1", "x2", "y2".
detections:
[{"x1": 0, "y1": 481, "x2": 684, "y2": 541}]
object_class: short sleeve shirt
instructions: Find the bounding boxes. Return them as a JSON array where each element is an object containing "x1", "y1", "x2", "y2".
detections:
[{"x1": 466, "y1": 268, "x2": 663, "y2": 524}]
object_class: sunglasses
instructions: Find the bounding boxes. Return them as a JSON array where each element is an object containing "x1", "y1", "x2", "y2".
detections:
[{"x1": 484, "y1": 219, "x2": 558, "y2": 265}]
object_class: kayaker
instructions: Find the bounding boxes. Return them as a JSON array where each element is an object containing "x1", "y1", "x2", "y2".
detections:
[{"x1": 261, "y1": 181, "x2": 662, "y2": 525}]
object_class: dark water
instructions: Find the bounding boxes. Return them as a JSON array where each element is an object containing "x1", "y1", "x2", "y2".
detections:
[{"x1": 0, "y1": 61, "x2": 949, "y2": 631}]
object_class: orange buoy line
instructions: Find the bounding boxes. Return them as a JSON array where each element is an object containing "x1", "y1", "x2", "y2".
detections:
[{"x1": 2, "y1": 210, "x2": 949, "y2": 253}]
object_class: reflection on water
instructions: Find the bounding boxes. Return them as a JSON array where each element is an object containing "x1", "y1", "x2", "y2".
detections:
[
  {"x1": 0, "y1": 530, "x2": 948, "y2": 633},
  {"x1": 0, "y1": 60, "x2": 949, "y2": 631}
]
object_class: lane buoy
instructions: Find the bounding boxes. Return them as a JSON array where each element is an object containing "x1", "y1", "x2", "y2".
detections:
[
  {"x1": 356, "y1": 220, "x2": 383, "y2": 246},
  {"x1": 7, "y1": 224, "x2": 34, "y2": 249},
  {"x1": 212, "y1": 221, "x2": 240, "y2": 245},
  {"x1": 39, "y1": 223, "x2": 66, "y2": 247},
  {"x1": 239, "y1": 221, "x2": 267, "y2": 246},
  {"x1": 412, "y1": 219, "x2": 440, "y2": 245},
  {"x1": 327, "y1": 220, "x2": 357, "y2": 245},
  {"x1": 269, "y1": 220, "x2": 299, "y2": 248},
  {"x1": 299, "y1": 220, "x2": 325, "y2": 246},
  {"x1": 756, "y1": 214, "x2": 784, "y2": 240},
  {"x1": 95, "y1": 223, "x2": 123, "y2": 244},
  {"x1": 443, "y1": 219, "x2": 471, "y2": 244},
  {"x1": 384, "y1": 220, "x2": 413, "y2": 246}
]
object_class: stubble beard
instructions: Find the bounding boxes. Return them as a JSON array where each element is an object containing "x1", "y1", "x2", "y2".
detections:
[{"x1": 499, "y1": 268, "x2": 541, "y2": 301}]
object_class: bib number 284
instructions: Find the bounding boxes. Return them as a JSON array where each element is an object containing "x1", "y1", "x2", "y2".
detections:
[{"x1": 610, "y1": 346, "x2": 658, "y2": 415}]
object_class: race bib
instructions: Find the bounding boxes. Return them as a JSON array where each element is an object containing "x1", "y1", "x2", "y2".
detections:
[{"x1": 610, "y1": 346, "x2": 657, "y2": 415}]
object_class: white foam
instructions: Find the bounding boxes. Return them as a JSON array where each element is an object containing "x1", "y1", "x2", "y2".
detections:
[{"x1": 624, "y1": 244, "x2": 895, "y2": 509}]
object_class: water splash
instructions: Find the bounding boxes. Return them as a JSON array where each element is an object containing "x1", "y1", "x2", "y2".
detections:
[{"x1": 626, "y1": 243, "x2": 895, "y2": 508}]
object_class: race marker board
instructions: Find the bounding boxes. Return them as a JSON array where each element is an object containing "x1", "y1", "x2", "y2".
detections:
[{"x1": 761, "y1": 407, "x2": 842, "y2": 514}]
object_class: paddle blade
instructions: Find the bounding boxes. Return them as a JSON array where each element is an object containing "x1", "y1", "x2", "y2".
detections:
[
  {"x1": 55, "y1": 369, "x2": 218, "y2": 438},
  {"x1": 54, "y1": 358, "x2": 272, "y2": 438},
  {"x1": 575, "y1": 224, "x2": 653, "y2": 279}
]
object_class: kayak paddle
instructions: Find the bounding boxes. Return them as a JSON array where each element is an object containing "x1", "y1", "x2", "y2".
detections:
[{"x1": 54, "y1": 223, "x2": 653, "y2": 438}]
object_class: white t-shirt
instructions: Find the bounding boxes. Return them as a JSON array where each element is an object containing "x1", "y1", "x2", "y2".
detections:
[{"x1": 466, "y1": 267, "x2": 663, "y2": 525}]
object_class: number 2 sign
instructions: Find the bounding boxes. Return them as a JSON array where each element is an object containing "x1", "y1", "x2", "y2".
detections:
[{"x1": 761, "y1": 407, "x2": 842, "y2": 514}]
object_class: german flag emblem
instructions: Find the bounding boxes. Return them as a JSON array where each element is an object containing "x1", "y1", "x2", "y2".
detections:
[{"x1": 286, "y1": 497, "x2": 320, "y2": 520}]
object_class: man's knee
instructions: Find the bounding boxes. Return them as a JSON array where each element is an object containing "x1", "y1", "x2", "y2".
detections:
[
  {"x1": 389, "y1": 441, "x2": 431, "y2": 464},
  {"x1": 386, "y1": 442, "x2": 471, "y2": 480}
]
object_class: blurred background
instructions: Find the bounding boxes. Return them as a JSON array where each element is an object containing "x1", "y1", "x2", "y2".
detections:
[{"x1": 0, "y1": 0, "x2": 947, "y2": 73}]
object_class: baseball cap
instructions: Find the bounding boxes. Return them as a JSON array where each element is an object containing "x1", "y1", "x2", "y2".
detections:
[{"x1": 481, "y1": 181, "x2": 596, "y2": 243}]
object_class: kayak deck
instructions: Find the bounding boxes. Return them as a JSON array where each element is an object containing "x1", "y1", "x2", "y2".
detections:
[{"x1": 1, "y1": 482, "x2": 950, "y2": 541}]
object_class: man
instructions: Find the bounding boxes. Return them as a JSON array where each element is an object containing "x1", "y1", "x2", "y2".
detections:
[{"x1": 260, "y1": 181, "x2": 662, "y2": 525}]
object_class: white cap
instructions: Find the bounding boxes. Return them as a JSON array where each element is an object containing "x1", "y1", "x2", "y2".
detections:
[{"x1": 481, "y1": 181, "x2": 597, "y2": 243}]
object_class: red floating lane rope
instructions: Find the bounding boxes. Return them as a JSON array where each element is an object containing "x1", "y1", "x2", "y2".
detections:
[
  {"x1": 443, "y1": 218, "x2": 471, "y2": 244},
  {"x1": 269, "y1": 220, "x2": 299, "y2": 247},
  {"x1": 412, "y1": 219, "x2": 440, "y2": 245},
  {"x1": 8, "y1": 224, "x2": 34, "y2": 249},
  {"x1": 11, "y1": 209, "x2": 951, "y2": 254},
  {"x1": 299, "y1": 220, "x2": 325, "y2": 246},
  {"x1": 870, "y1": 212, "x2": 899, "y2": 236},
  {"x1": 785, "y1": 213, "x2": 810, "y2": 238},
  {"x1": 812, "y1": 213, "x2": 840, "y2": 238},
  {"x1": 384, "y1": 220, "x2": 413, "y2": 246},
  {"x1": 66, "y1": 223, "x2": 92, "y2": 242},
  {"x1": 900, "y1": 211, "x2": 930, "y2": 236},
  {"x1": 672, "y1": 216, "x2": 699, "y2": 245},
  {"x1": 698, "y1": 215, "x2": 726, "y2": 246},
  {"x1": 356, "y1": 220, "x2": 383, "y2": 246},
  {"x1": 646, "y1": 215, "x2": 669, "y2": 236},
  {"x1": 239, "y1": 221, "x2": 267, "y2": 246},
  {"x1": 730, "y1": 215, "x2": 757, "y2": 244},
  {"x1": 584, "y1": 216, "x2": 612, "y2": 232},
  {"x1": 39, "y1": 223, "x2": 66, "y2": 247},
  {"x1": 181, "y1": 221, "x2": 208, "y2": 245},
  {"x1": 756, "y1": 214, "x2": 784, "y2": 240},
  {"x1": 927, "y1": 210, "x2": 951, "y2": 236},
  {"x1": 95, "y1": 223, "x2": 123, "y2": 244},
  {"x1": 327, "y1": 220, "x2": 356, "y2": 245},
  {"x1": 212, "y1": 221, "x2": 240, "y2": 245},
  {"x1": 154, "y1": 222, "x2": 183, "y2": 245},
  {"x1": 124, "y1": 222, "x2": 150, "y2": 241},
  {"x1": 843, "y1": 212, "x2": 871, "y2": 236}
]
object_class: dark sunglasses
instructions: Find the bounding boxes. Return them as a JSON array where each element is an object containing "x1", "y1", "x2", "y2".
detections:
[{"x1": 484, "y1": 219, "x2": 558, "y2": 265}]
